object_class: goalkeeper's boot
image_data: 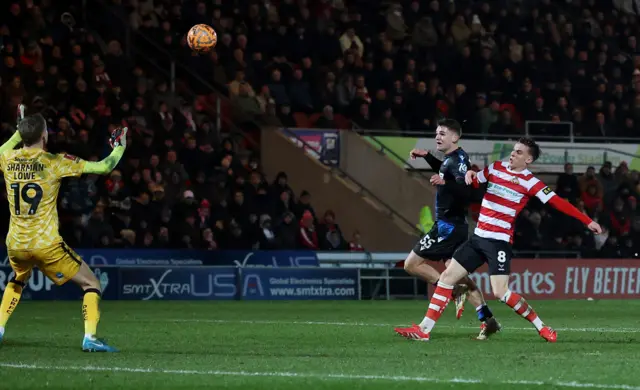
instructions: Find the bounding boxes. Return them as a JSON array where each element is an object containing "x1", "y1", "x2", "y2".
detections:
[
  {"x1": 476, "y1": 317, "x2": 502, "y2": 340},
  {"x1": 539, "y1": 326, "x2": 557, "y2": 343},
  {"x1": 452, "y1": 284, "x2": 468, "y2": 320},
  {"x1": 82, "y1": 336, "x2": 119, "y2": 352},
  {"x1": 394, "y1": 324, "x2": 430, "y2": 342}
]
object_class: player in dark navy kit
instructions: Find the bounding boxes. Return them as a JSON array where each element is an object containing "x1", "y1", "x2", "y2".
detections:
[{"x1": 395, "y1": 119, "x2": 501, "y2": 340}]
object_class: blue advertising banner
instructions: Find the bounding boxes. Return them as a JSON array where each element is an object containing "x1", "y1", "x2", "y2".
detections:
[
  {"x1": 119, "y1": 267, "x2": 359, "y2": 301},
  {"x1": 0, "y1": 266, "x2": 118, "y2": 300},
  {"x1": 119, "y1": 267, "x2": 239, "y2": 301},
  {"x1": 242, "y1": 268, "x2": 359, "y2": 300},
  {"x1": 0, "y1": 266, "x2": 359, "y2": 301},
  {"x1": 284, "y1": 128, "x2": 340, "y2": 166},
  {"x1": 0, "y1": 249, "x2": 320, "y2": 267}
]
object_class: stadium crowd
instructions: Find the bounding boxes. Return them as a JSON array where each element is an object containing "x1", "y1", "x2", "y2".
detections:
[
  {"x1": 117, "y1": 0, "x2": 640, "y2": 138},
  {"x1": 0, "y1": 0, "x2": 364, "y2": 252},
  {"x1": 512, "y1": 161, "x2": 640, "y2": 258},
  {"x1": 1, "y1": 0, "x2": 640, "y2": 257}
]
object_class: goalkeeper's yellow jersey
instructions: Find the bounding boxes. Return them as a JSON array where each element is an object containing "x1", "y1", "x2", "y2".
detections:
[{"x1": 0, "y1": 149, "x2": 86, "y2": 250}]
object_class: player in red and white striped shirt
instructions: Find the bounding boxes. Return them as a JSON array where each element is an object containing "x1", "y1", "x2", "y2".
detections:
[{"x1": 399, "y1": 137, "x2": 602, "y2": 343}]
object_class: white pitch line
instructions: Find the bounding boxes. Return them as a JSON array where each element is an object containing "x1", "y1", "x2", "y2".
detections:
[
  {"x1": 156, "y1": 318, "x2": 640, "y2": 334},
  {"x1": 27, "y1": 316, "x2": 640, "y2": 334},
  {"x1": 0, "y1": 363, "x2": 638, "y2": 390}
]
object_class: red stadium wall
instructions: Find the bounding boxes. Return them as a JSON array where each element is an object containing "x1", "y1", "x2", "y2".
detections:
[
  {"x1": 468, "y1": 259, "x2": 640, "y2": 300},
  {"x1": 410, "y1": 259, "x2": 640, "y2": 299}
]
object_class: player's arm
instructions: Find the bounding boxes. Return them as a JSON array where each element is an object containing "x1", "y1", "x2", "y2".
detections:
[
  {"x1": 465, "y1": 162, "x2": 493, "y2": 187},
  {"x1": 530, "y1": 180, "x2": 602, "y2": 233},
  {"x1": 82, "y1": 127, "x2": 128, "y2": 175},
  {"x1": 410, "y1": 149, "x2": 442, "y2": 170},
  {"x1": 423, "y1": 152, "x2": 443, "y2": 171},
  {"x1": 82, "y1": 147, "x2": 125, "y2": 174},
  {"x1": 0, "y1": 131, "x2": 22, "y2": 155}
]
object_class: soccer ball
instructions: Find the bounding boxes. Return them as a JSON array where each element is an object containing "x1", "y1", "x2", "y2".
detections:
[{"x1": 187, "y1": 24, "x2": 217, "y2": 53}]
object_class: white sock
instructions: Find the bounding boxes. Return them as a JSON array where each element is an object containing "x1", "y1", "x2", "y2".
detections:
[
  {"x1": 419, "y1": 316, "x2": 435, "y2": 332},
  {"x1": 84, "y1": 333, "x2": 96, "y2": 340},
  {"x1": 0, "y1": 326, "x2": 4, "y2": 336},
  {"x1": 532, "y1": 317, "x2": 544, "y2": 331}
]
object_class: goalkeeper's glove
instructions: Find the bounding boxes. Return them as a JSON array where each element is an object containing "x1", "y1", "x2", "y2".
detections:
[
  {"x1": 17, "y1": 104, "x2": 25, "y2": 123},
  {"x1": 109, "y1": 126, "x2": 128, "y2": 148}
]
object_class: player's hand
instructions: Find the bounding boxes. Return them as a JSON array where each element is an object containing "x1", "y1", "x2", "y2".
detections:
[
  {"x1": 17, "y1": 104, "x2": 25, "y2": 122},
  {"x1": 465, "y1": 170, "x2": 477, "y2": 185},
  {"x1": 109, "y1": 127, "x2": 128, "y2": 148},
  {"x1": 410, "y1": 148, "x2": 429, "y2": 160},
  {"x1": 430, "y1": 174, "x2": 445, "y2": 186},
  {"x1": 588, "y1": 221, "x2": 603, "y2": 235}
]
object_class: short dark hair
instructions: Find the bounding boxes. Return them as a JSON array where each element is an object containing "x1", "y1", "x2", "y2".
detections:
[
  {"x1": 18, "y1": 114, "x2": 46, "y2": 146},
  {"x1": 437, "y1": 118, "x2": 462, "y2": 137},
  {"x1": 518, "y1": 137, "x2": 541, "y2": 162}
]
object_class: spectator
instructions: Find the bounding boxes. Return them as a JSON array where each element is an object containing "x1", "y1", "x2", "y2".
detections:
[
  {"x1": 385, "y1": 4, "x2": 407, "y2": 42},
  {"x1": 579, "y1": 167, "x2": 603, "y2": 197},
  {"x1": 349, "y1": 231, "x2": 365, "y2": 252},
  {"x1": 315, "y1": 106, "x2": 337, "y2": 128},
  {"x1": 318, "y1": 210, "x2": 346, "y2": 250},
  {"x1": 556, "y1": 163, "x2": 581, "y2": 202},
  {"x1": 294, "y1": 190, "x2": 317, "y2": 222},
  {"x1": 276, "y1": 211, "x2": 298, "y2": 249},
  {"x1": 257, "y1": 214, "x2": 277, "y2": 250},
  {"x1": 288, "y1": 69, "x2": 314, "y2": 113},
  {"x1": 339, "y1": 27, "x2": 364, "y2": 58},
  {"x1": 581, "y1": 184, "x2": 603, "y2": 217},
  {"x1": 231, "y1": 83, "x2": 263, "y2": 121},
  {"x1": 599, "y1": 162, "x2": 619, "y2": 207},
  {"x1": 606, "y1": 197, "x2": 631, "y2": 237},
  {"x1": 600, "y1": 236, "x2": 622, "y2": 258},
  {"x1": 298, "y1": 210, "x2": 318, "y2": 250}
]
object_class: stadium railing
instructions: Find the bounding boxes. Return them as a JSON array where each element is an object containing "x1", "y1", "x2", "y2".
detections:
[
  {"x1": 316, "y1": 250, "x2": 583, "y2": 300},
  {"x1": 279, "y1": 127, "x2": 422, "y2": 238}
]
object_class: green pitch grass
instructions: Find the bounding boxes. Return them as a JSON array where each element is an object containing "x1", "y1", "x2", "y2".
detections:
[{"x1": 1, "y1": 300, "x2": 640, "y2": 390}]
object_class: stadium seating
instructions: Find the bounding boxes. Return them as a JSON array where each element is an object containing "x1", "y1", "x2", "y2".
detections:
[
  {"x1": 0, "y1": 0, "x2": 357, "y2": 251},
  {"x1": 1, "y1": 0, "x2": 639, "y2": 256}
]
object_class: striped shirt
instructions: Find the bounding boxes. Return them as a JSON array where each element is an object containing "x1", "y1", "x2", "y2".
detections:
[{"x1": 474, "y1": 161, "x2": 556, "y2": 243}]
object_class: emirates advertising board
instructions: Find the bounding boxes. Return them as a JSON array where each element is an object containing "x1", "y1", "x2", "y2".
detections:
[{"x1": 460, "y1": 259, "x2": 640, "y2": 300}]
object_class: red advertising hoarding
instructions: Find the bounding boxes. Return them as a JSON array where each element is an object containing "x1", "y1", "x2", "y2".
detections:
[{"x1": 467, "y1": 259, "x2": 640, "y2": 300}]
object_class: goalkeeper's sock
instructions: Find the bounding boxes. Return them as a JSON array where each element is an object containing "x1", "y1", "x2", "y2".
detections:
[
  {"x1": 476, "y1": 304, "x2": 494, "y2": 322},
  {"x1": 501, "y1": 290, "x2": 544, "y2": 331},
  {"x1": 419, "y1": 281, "x2": 454, "y2": 332},
  {"x1": 0, "y1": 280, "x2": 25, "y2": 328},
  {"x1": 83, "y1": 289, "x2": 101, "y2": 339}
]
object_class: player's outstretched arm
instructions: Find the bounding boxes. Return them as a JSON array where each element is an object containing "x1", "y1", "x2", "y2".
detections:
[
  {"x1": 410, "y1": 149, "x2": 442, "y2": 170},
  {"x1": 423, "y1": 152, "x2": 443, "y2": 171},
  {"x1": 465, "y1": 163, "x2": 492, "y2": 187},
  {"x1": 82, "y1": 127, "x2": 127, "y2": 175},
  {"x1": 530, "y1": 180, "x2": 602, "y2": 234},
  {"x1": 547, "y1": 195, "x2": 602, "y2": 233},
  {"x1": 0, "y1": 131, "x2": 22, "y2": 155}
]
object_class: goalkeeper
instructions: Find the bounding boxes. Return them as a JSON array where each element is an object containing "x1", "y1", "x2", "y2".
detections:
[{"x1": 0, "y1": 113, "x2": 127, "y2": 352}]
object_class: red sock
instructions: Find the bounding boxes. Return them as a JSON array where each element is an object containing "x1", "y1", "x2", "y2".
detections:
[
  {"x1": 501, "y1": 290, "x2": 544, "y2": 330},
  {"x1": 420, "y1": 282, "x2": 454, "y2": 332}
]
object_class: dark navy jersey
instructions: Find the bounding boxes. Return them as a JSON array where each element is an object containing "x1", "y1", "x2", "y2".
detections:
[{"x1": 424, "y1": 148, "x2": 471, "y2": 224}]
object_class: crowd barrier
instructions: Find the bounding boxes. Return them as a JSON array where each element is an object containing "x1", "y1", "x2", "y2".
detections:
[{"x1": 0, "y1": 249, "x2": 638, "y2": 300}]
